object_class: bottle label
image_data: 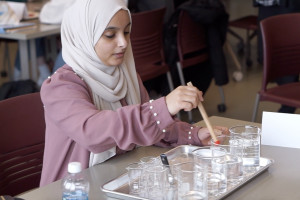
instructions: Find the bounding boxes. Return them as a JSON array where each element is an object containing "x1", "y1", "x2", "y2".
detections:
[{"x1": 62, "y1": 191, "x2": 88, "y2": 200}]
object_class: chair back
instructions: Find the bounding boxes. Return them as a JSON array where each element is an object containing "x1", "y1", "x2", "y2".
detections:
[
  {"x1": 261, "y1": 13, "x2": 300, "y2": 90},
  {"x1": 176, "y1": 10, "x2": 209, "y2": 68},
  {"x1": 130, "y1": 7, "x2": 170, "y2": 81},
  {"x1": 0, "y1": 92, "x2": 45, "y2": 196}
]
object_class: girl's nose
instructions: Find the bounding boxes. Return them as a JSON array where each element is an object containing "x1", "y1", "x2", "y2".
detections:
[{"x1": 118, "y1": 34, "x2": 128, "y2": 48}]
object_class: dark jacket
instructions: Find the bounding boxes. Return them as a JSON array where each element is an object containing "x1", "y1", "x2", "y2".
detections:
[{"x1": 179, "y1": 0, "x2": 229, "y2": 86}]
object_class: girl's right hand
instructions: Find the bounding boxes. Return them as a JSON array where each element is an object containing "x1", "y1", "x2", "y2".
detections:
[{"x1": 165, "y1": 85, "x2": 204, "y2": 116}]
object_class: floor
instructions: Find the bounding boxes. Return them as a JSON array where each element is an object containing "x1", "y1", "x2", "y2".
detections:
[{"x1": 0, "y1": 0, "x2": 299, "y2": 124}]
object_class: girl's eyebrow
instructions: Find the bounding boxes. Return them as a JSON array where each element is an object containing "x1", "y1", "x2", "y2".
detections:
[{"x1": 105, "y1": 23, "x2": 131, "y2": 31}]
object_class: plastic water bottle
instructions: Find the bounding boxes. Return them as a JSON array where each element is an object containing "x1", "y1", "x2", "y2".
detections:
[{"x1": 62, "y1": 162, "x2": 90, "y2": 200}]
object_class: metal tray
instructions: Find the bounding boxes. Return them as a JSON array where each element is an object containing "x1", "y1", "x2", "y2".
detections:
[{"x1": 101, "y1": 145, "x2": 274, "y2": 200}]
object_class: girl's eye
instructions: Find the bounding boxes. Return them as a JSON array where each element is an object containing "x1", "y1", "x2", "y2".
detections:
[
  {"x1": 124, "y1": 31, "x2": 130, "y2": 35},
  {"x1": 105, "y1": 34, "x2": 115, "y2": 39}
]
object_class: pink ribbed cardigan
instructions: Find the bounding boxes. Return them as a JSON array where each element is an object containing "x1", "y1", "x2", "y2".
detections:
[{"x1": 39, "y1": 65, "x2": 202, "y2": 186}]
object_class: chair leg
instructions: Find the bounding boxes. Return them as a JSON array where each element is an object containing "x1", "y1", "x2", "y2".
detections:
[
  {"x1": 217, "y1": 86, "x2": 226, "y2": 112},
  {"x1": 225, "y1": 41, "x2": 243, "y2": 82},
  {"x1": 166, "y1": 71, "x2": 181, "y2": 119},
  {"x1": 1, "y1": 41, "x2": 12, "y2": 79},
  {"x1": 245, "y1": 29, "x2": 252, "y2": 67},
  {"x1": 187, "y1": 110, "x2": 193, "y2": 123},
  {"x1": 176, "y1": 61, "x2": 193, "y2": 123},
  {"x1": 166, "y1": 71, "x2": 174, "y2": 91},
  {"x1": 251, "y1": 94, "x2": 260, "y2": 122},
  {"x1": 228, "y1": 28, "x2": 244, "y2": 47},
  {"x1": 1, "y1": 41, "x2": 5, "y2": 76},
  {"x1": 4, "y1": 42, "x2": 12, "y2": 79},
  {"x1": 249, "y1": 30, "x2": 257, "y2": 41},
  {"x1": 166, "y1": 70, "x2": 181, "y2": 119},
  {"x1": 176, "y1": 62, "x2": 186, "y2": 86}
]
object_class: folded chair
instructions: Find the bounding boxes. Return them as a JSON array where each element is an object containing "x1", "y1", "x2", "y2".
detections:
[
  {"x1": 252, "y1": 13, "x2": 300, "y2": 122},
  {"x1": 0, "y1": 92, "x2": 45, "y2": 196}
]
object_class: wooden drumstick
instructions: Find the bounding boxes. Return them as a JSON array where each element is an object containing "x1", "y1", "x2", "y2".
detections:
[{"x1": 187, "y1": 82, "x2": 220, "y2": 144}]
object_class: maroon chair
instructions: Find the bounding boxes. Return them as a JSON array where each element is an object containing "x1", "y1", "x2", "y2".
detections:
[
  {"x1": 175, "y1": 10, "x2": 209, "y2": 121},
  {"x1": 228, "y1": 15, "x2": 258, "y2": 67},
  {"x1": 130, "y1": 7, "x2": 174, "y2": 92},
  {"x1": 0, "y1": 92, "x2": 45, "y2": 196},
  {"x1": 252, "y1": 13, "x2": 300, "y2": 121},
  {"x1": 176, "y1": 10, "x2": 209, "y2": 81}
]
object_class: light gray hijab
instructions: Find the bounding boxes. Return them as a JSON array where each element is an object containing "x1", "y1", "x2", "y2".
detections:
[{"x1": 61, "y1": 0, "x2": 141, "y2": 166}]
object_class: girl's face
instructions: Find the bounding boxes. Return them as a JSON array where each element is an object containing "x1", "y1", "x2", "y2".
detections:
[{"x1": 94, "y1": 10, "x2": 131, "y2": 66}]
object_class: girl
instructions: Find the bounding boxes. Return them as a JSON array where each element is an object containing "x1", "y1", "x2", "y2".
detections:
[{"x1": 40, "y1": 0, "x2": 228, "y2": 186}]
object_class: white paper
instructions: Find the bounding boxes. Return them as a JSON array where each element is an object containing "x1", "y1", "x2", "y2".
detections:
[
  {"x1": 262, "y1": 111, "x2": 300, "y2": 149},
  {"x1": 0, "y1": 2, "x2": 20, "y2": 25},
  {"x1": 7, "y1": 2, "x2": 27, "y2": 21}
]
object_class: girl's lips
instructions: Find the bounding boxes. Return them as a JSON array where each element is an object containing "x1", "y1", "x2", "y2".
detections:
[{"x1": 114, "y1": 52, "x2": 125, "y2": 58}]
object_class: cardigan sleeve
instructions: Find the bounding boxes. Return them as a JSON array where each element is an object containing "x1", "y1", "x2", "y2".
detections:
[
  {"x1": 41, "y1": 66, "x2": 203, "y2": 155},
  {"x1": 137, "y1": 76, "x2": 202, "y2": 147}
]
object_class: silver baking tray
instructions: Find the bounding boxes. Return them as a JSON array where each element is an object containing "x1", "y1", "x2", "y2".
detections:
[{"x1": 100, "y1": 145, "x2": 274, "y2": 200}]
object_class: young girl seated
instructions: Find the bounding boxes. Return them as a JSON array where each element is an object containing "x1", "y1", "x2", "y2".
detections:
[{"x1": 39, "y1": 0, "x2": 229, "y2": 186}]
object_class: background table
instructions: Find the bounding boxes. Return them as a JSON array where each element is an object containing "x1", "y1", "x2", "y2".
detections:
[
  {"x1": 0, "y1": 22, "x2": 60, "y2": 81},
  {"x1": 0, "y1": 1, "x2": 60, "y2": 81},
  {"x1": 18, "y1": 116, "x2": 300, "y2": 199}
]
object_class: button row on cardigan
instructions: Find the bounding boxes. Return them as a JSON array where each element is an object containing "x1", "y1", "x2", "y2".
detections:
[
  {"x1": 188, "y1": 126, "x2": 194, "y2": 141},
  {"x1": 148, "y1": 99, "x2": 165, "y2": 134}
]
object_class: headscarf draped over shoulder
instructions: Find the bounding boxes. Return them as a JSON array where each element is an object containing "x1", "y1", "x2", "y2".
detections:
[
  {"x1": 61, "y1": 0, "x2": 140, "y2": 109},
  {"x1": 60, "y1": 0, "x2": 141, "y2": 166}
]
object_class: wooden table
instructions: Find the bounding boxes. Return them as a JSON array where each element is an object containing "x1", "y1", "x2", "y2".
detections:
[{"x1": 18, "y1": 116, "x2": 300, "y2": 199}]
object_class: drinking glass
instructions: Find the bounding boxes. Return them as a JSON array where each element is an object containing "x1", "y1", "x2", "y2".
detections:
[
  {"x1": 140, "y1": 156, "x2": 158, "y2": 168},
  {"x1": 212, "y1": 154, "x2": 243, "y2": 186},
  {"x1": 192, "y1": 148, "x2": 227, "y2": 196},
  {"x1": 211, "y1": 135, "x2": 244, "y2": 185},
  {"x1": 211, "y1": 135, "x2": 244, "y2": 157},
  {"x1": 177, "y1": 162, "x2": 207, "y2": 200},
  {"x1": 144, "y1": 165, "x2": 168, "y2": 200},
  {"x1": 229, "y1": 125, "x2": 261, "y2": 174},
  {"x1": 126, "y1": 162, "x2": 143, "y2": 196}
]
